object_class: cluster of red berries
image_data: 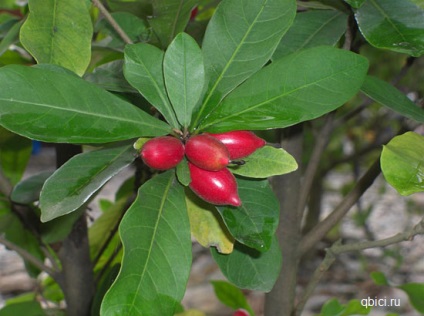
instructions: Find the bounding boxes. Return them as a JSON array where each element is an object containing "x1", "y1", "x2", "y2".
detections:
[{"x1": 140, "y1": 131, "x2": 266, "y2": 207}]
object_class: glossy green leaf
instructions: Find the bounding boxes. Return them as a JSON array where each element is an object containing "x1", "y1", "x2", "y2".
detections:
[
  {"x1": 41, "y1": 208, "x2": 84, "y2": 243},
  {"x1": 398, "y1": 283, "x2": 424, "y2": 313},
  {"x1": 211, "y1": 280, "x2": 255, "y2": 315},
  {"x1": 211, "y1": 236, "x2": 282, "y2": 292},
  {"x1": 355, "y1": 0, "x2": 424, "y2": 57},
  {"x1": 217, "y1": 178, "x2": 279, "y2": 252},
  {"x1": 20, "y1": 0, "x2": 92, "y2": 76},
  {"x1": 0, "y1": 65, "x2": 170, "y2": 143},
  {"x1": 361, "y1": 75, "x2": 424, "y2": 123},
  {"x1": 149, "y1": 0, "x2": 198, "y2": 48},
  {"x1": 199, "y1": 46, "x2": 368, "y2": 132},
  {"x1": 0, "y1": 301, "x2": 46, "y2": 316},
  {"x1": 124, "y1": 43, "x2": 179, "y2": 128},
  {"x1": 344, "y1": 0, "x2": 366, "y2": 8},
  {"x1": 101, "y1": 171, "x2": 192, "y2": 316},
  {"x1": 381, "y1": 132, "x2": 424, "y2": 195},
  {"x1": 164, "y1": 33, "x2": 205, "y2": 128},
  {"x1": 0, "y1": 128, "x2": 31, "y2": 185},
  {"x1": 176, "y1": 157, "x2": 191, "y2": 186},
  {"x1": 229, "y1": 146, "x2": 298, "y2": 178},
  {"x1": 273, "y1": 10, "x2": 348, "y2": 59},
  {"x1": 185, "y1": 188, "x2": 234, "y2": 254},
  {"x1": 40, "y1": 144, "x2": 135, "y2": 222},
  {"x1": 192, "y1": 0, "x2": 296, "y2": 129},
  {"x1": 11, "y1": 171, "x2": 53, "y2": 204}
]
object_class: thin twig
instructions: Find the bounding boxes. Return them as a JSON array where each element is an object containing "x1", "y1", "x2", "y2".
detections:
[
  {"x1": 297, "y1": 113, "x2": 335, "y2": 219},
  {"x1": 299, "y1": 158, "x2": 382, "y2": 256},
  {"x1": 0, "y1": 234, "x2": 58, "y2": 277},
  {"x1": 295, "y1": 218, "x2": 424, "y2": 315},
  {"x1": 92, "y1": 0, "x2": 133, "y2": 45}
]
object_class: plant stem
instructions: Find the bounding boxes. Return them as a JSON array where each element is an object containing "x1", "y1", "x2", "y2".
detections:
[
  {"x1": 0, "y1": 235, "x2": 59, "y2": 278},
  {"x1": 264, "y1": 125, "x2": 303, "y2": 316},
  {"x1": 92, "y1": 0, "x2": 133, "y2": 45},
  {"x1": 295, "y1": 218, "x2": 424, "y2": 315}
]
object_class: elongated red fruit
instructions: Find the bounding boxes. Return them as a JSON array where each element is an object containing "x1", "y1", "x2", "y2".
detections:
[
  {"x1": 208, "y1": 131, "x2": 266, "y2": 159},
  {"x1": 185, "y1": 134, "x2": 230, "y2": 171},
  {"x1": 140, "y1": 136, "x2": 184, "y2": 170},
  {"x1": 188, "y1": 163, "x2": 241, "y2": 207}
]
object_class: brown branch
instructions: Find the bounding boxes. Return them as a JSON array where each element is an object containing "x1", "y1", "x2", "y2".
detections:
[
  {"x1": 0, "y1": 235, "x2": 59, "y2": 278},
  {"x1": 295, "y1": 218, "x2": 424, "y2": 315},
  {"x1": 299, "y1": 158, "x2": 382, "y2": 256},
  {"x1": 92, "y1": 0, "x2": 133, "y2": 45}
]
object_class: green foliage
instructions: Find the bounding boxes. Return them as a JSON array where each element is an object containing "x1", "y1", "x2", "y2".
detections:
[
  {"x1": 211, "y1": 280, "x2": 255, "y2": 315},
  {"x1": 381, "y1": 132, "x2": 424, "y2": 195},
  {"x1": 20, "y1": 0, "x2": 92, "y2": 76},
  {"x1": 319, "y1": 298, "x2": 370, "y2": 316}
]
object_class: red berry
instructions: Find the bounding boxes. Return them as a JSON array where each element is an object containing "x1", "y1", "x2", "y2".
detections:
[
  {"x1": 188, "y1": 163, "x2": 241, "y2": 207},
  {"x1": 185, "y1": 134, "x2": 230, "y2": 171},
  {"x1": 208, "y1": 131, "x2": 266, "y2": 159},
  {"x1": 233, "y1": 309, "x2": 250, "y2": 316},
  {"x1": 140, "y1": 136, "x2": 184, "y2": 170}
]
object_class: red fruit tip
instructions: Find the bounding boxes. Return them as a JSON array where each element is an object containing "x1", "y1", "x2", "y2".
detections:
[
  {"x1": 233, "y1": 309, "x2": 250, "y2": 316},
  {"x1": 229, "y1": 195, "x2": 242, "y2": 207}
]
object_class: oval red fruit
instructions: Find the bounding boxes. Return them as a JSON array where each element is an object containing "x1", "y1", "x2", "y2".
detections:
[
  {"x1": 233, "y1": 309, "x2": 250, "y2": 316},
  {"x1": 140, "y1": 136, "x2": 184, "y2": 170},
  {"x1": 208, "y1": 131, "x2": 266, "y2": 159},
  {"x1": 185, "y1": 134, "x2": 230, "y2": 171},
  {"x1": 188, "y1": 163, "x2": 241, "y2": 207}
]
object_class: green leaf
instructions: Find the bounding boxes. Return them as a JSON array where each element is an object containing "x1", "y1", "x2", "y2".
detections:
[
  {"x1": 361, "y1": 75, "x2": 424, "y2": 123},
  {"x1": 199, "y1": 46, "x2": 368, "y2": 132},
  {"x1": 41, "y1": 208, "x2": 84, "y2": 243},
  {"x1": 344, "y1": 0, "x2": 366, "y2": 8},
  {"x1": 0, "y1": 301, "x2": 46, "y2": 316},
  {"x1": 0, "y1": 194, "x2": 13, "y2": 233},
  {"x1": 124, "y1": 43, "x2": 180, "y2": 128},
  {"x1": 211, "y1": 280, "x2": 255, "y2": 315},
  {"x1": 0, "y1": 65, "x2": 170, "y2": 143},
  {"x1": 20, "y1": 0, "x2": 92, "y2": 76},
  {"x1": 185, "y1": 188, "x2": 234, "y2": 254},
  {"x1": 192, "y1": 0, "x2": 296, "y2": 129},
  {"x1": 319, "y1": 298, "x2": 370, "y2": 316},
  {"x1": 149, "y1": 0, "x2": 198, "y2": 48},
  {"x1": 176, "y1": 157, "x2": 191, "y2": 186},
  {"x1": 164, "y1": 33, "x2": 205, "y2": 128},
  {"x1": 398, "y1": 283, "x2": 424, "y2": 313},
  {"x1": 380, "y1": 132, "x2": 424, "y2": 195},
  {"x1": 355, "y1": 0, "x2": 424, "y2": 57},
  {"x1": 211, "y1": 236, "x2": 282, "y2": 292},
  {"x1": 370, "y1": 271, "x2": 390, "y2": 286},
  {"x1": 40, "y1": 143, "x2": 135, "y2": 222},
  {"x1": 216, "y1": 178, "x2": 279, "y2": 252},
  {"x1": 229, "y1": 146, "x2": 298, "y2": 178},
  {"x1": 0, "y1": 128, "x2": 32, "y2": 185},
  {"x1": 11, "y1": 171, "x2": 53, "y2": 204},
  {"x1": 0, "y1": 19, "x2": 21, "y2": 56},
  {"x1": 101, "y1": 171, "x2": 192, "y2": 316},
  {"x1": 273, "y1": 10, "x2": 348, "y2": 60}
]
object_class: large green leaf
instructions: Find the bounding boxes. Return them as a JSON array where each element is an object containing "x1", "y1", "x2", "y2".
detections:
[
  {"x1": 191, "y1": 0, "x2": 296, "y2": 129},
  {"x1": 185, "y1": 188, "x2": 234, "y2": 254},
  {"x1": 217, "y1": 178, "x2": 279, "y2": 252},
  {"x1": 229, "y1": 146, "x2": 298, "y2": 178},
  {"x1": 273, "y1": 10, "x2": 348, "y2": 60},
  {"x1": 40, "y1": 143, "x2": 135, "y2": 222},
  {"x1": 0, "y1": 301, "x2": 46, "y2": 316},
  {"x1": 380, "y1": 132, "x2": 424, "y2": 195},
  {"x1": 211, "y1": 236, "x2": 282, "y2": 292},
  {"x1": 149, "y1": 0, "x2": 198, "y2": 48},
  {"x1": 124, "y1": 43, "x2": 179, "y2": 128},
  {"x1": 0, "y1": 128, "x2": 32, "y2": 186},
  {"x1": 20, "y1": 0, "x2": 92, "y2": 76},
  {"x1": 361, "y1": 75, "x2": 424, "y2": 123},
  {"x1": 211, "y1": 280, "x2": 255, "y2": 316},
  {"x1": 164, "y1": 33, "x2": 205, "y2": 128},
  {"x1": 355, "y1": 0, "x2": 424, "y2": 57},
  {"x1": 0, "y1": 65, "x2": 170, "y2": 143},
  {"x1": 398, "y1": 283, "x2": 424, "y2": 313},
  {"x1": 199, "y1": 46, "x2": 368, "y2": 132},
  {"x1": 101, "y1": 171, "x2": 192, "y2": 316}
]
